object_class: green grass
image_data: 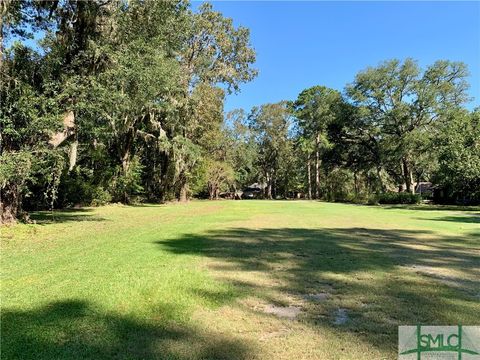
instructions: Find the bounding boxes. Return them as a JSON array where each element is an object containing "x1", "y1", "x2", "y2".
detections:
[{"x1": 1, "y1": 201, "x2": 479, "y2": 359}]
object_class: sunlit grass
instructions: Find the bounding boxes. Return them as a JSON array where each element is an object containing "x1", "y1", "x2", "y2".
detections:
[{"x1": 1, "y1": 201, "x2": 479, "y2": 359}]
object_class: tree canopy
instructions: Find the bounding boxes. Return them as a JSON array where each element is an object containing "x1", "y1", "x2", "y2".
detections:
[{"x1": 1, "y1": 1, "x2": 478, "y2": 224}]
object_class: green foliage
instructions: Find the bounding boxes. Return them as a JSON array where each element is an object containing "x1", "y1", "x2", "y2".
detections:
[
  {"x1": 1, "y1": 0, "x2": 256, "y2": 220},
  {"x1": 110, "y1": 156, "x2": 145, "y2": 204},
  {"x1": 434, "y1": 109, "x2": 480, "y2": 204},
  {"x1": 203, "y1": 159, "x2": 234, "y2": 199},
  {"x1": 90, "y1": 187, "x2": 113, "y2": 207},
  {"x1": 294, "y1": 86, "x2": 343, "y2": 138},
  {"x1": 38, "y1": 150, "x2": 66, "y2": 211},
  {"x1": 0, "y1": 151, "x2": 32, "y2": 190},
  {"x1": 248, "y1": 102, "x2": 293, "y2": 198},
  {"x1": 181, "y1": 2, "x2": 257, "y2": 93},
  {"x1": 293, "y1": 86, "x2": 345, "y2": 199},
  {"x1": 323, "y1": 168, "x2": 354, "y2": 202},
  {"x1": 1, "y1": 0, "x2": 477, "y2": 222},
  {"x1": 376, "y1": 192, "x2": 422, "y2": 204},
  {"x1": 346, "y1": 58, "x2": 469, "y2": 193},
  {"x1": 57, "y1": 168, "x2": 112, "y2": 208},
  {"x1": 225, "y1": 109, "x2": 258, "y2": 189}
]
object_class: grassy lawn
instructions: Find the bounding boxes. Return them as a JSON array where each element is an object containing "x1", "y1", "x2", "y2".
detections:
[{"x1": 1, "y1": 201, "x2": 479, "y2": 359}]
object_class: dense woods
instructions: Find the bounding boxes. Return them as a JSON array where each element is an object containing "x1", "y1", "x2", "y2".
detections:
[{"x1": 1, "y1": 0, "x2": 479, "y2": 224}]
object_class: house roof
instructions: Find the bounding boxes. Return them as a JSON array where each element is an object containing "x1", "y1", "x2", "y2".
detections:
[
  {"x1": 247, "y1": 182, "x2": 267, "y2": 190},
  {"x1": 416, "y1": 182, "x2": 433, "y2": 192}
]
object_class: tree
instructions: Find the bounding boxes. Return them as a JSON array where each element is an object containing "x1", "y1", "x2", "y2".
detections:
[
  {"x1": 204, "y1": 159, "x2": 234, "y2": 199},
  {"x1": 347, "y1": 59, "x2": 470, "y2": 193},
  {"x1": 1, "y1": 23, "x2": 63, "y2": 223},
  {"x1": 225, "y1": 109, "x2": 258, "y2": 192},
  {"x1": 324, "y1": 100, "x2": 391, "y2": 195},
  {"x1": 98, "y1": 0, "x2": 184, "y2": 202},
  {"x1": 2, "y1": 0, "x2": 477, "y2": 225},
  {"x1": 293, "y1": 86, "x2": 343, "y2": 198},
  {"x1": 0, "y1": 1, "x2": 256, "y2": 221},
  {"x1": 249, "y1": 102, "x2": 292, "y2": 199},
  {"x1": 173, "y1": 2, "x2": 257, "y2": 201},
  {"x1": 434, "y1": 108, "x2": 480, "y2": 203}
]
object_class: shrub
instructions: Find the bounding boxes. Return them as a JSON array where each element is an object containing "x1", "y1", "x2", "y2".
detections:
[
  {"x1": 90, "y1": 187, "x2": 112, "y2": 207},
  {"x1": 341, "y1": 193, "x2": 369, "y2": 204},
  {"x1": 377, "y1": 192, "x2": 422, "y2": 204},
  {"x1": 110, "y1": 156, "x2": 144, "y2": 203},
  {"x1": 323, "y1": 168, "x2": 355, "y2": 202}
]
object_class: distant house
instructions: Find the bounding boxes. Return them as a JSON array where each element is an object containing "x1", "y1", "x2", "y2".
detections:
[
  {"x1": 242, "y1": 183, "x2": 266, "y2": 199},
  {"x1": 415, "y1": 182, "x2": 433, "y2": 197},
  {"x1": 394, "y1": 182, "x2": 434, "y2": 196}
]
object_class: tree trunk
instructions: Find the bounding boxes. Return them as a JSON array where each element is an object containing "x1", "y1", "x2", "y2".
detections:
[
  {"x1": 0, "y1": 0, "x2": 10, "y2": 71},
  {"x1": 266, "y1": 171, "x2": 272, "y2": 199},
  {"x1": 120, "y1": 128, "x2": 135, "y2": 176},
  {"x1": 315, "y1": 135, "x2": 320, "y2": 199},
  {"x1": 415, "y1": 172, "x2": 422, "y2": 193},
  {"x1": 354, "y1": 171, "x2": 359, "y2": 196},
  {"x1": 68, "y1": 139, "x2": 78, "y2": 171},
  {"x1": 307, "y1": 156, "x2": 312, "y2": 200},
  {"x1": 179, "y1": 180, "x2": 188, "y2": 202},
  {"x1": 0, "y1": 184, "x2": 19, "y2": 224},
  {"x1": 119, "y1": 146, "x2": 132, "y2": 203},
  {"x1": 0, "y1": 6, "x2": 4, "y2": 71},
  {"x1": 402, "y1": 157, "x2": 414, "y2": 193},
  {"x1": 376, "y1": 166, "x2": 386, "y2": 193},
  {"x1": 208, "y1": 182, "x2": 217, "y2": 200},
  {"x1": 159, "y1": 151, "x2": 172, "y2": 202},
  {"x1": 121, "y1": 150, "x2": 130, "y2": 174},
  {"x1": 49, "y1": 111, "x2": 75, "y2": 148},
  {"x1": 272, "y1": 169, "x2": 276, "y2": 199}
]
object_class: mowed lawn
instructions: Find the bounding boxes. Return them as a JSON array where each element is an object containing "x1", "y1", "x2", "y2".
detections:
[{"x1": 1, "y1": 201, "x2": 479, "y2": 360}]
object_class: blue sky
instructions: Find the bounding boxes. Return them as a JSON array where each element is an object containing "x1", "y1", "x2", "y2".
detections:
[{"x1": 194, "y1": 1, "x2": 480, "y2": 113}]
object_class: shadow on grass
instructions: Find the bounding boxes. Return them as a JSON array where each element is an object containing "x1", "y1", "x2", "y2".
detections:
[
  {"x1": 124, "y1": 203, "x2": 167, "y2": 208},
  {"x1": 156, "y1": 227, "x2": 480, "y2": 355},
  {"x1": 381, "y1": 204, "x2": 480, "y2": 212},
  {"x1": 423, "y1": 215, "x2": 480, "y2": 224},
  {"x1": 29, "y1": 209, "x2": 107, "y2": 225},
  {"x1": 157, "y1": 227, "x2": 479, "y2": 279},
  {"x1": 29, "y1": 203, "x2": 167, "y2": 224},
  {"x1": 1, "y1": 300, "x2": 254, "y2": 360}
]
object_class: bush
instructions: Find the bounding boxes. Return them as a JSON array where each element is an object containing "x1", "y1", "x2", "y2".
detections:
[
  {"x1": 323, "y1": 168, "x2": 355, "y2": 202},
  {"x1": 377, "y1": 192, "x2": 422, "y2": 204},
  {"x1": 340, "y1": 193, "x2": 369, "y2": 204},
  {"x1": 110, "y1": 156, "x2": 144, "y2": 203},
  {"x1": 90, "y1": 187, "x2": 112, "y2": 207}
]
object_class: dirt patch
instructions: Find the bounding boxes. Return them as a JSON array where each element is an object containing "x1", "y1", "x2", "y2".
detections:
[
  {"x1": 333, "y1": 308, "x2": 348, "y2": 325},
  {"x1": 263, "y1": 305, "x2": 302, "y2": 320},
  {"x1": 408, "y1": 265, "x2": 477, "y2": 291},
  {"x1": 259, "y1": 327, "x2": 290, "y2": 341},
  {"x1": 302, "y1": 293, "x2": 329, "y2": 302}
]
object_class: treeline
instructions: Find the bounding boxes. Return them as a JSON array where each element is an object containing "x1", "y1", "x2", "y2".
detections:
[
  {"x1": 1, "y1": 1, "x2": 479, "y2": 224},
  {"x1": 1, "y1": 0, "x2": 256, "y2": 223},
  {"x1": 237, "y1": 60, "x2": 480, "y2": 205}
]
